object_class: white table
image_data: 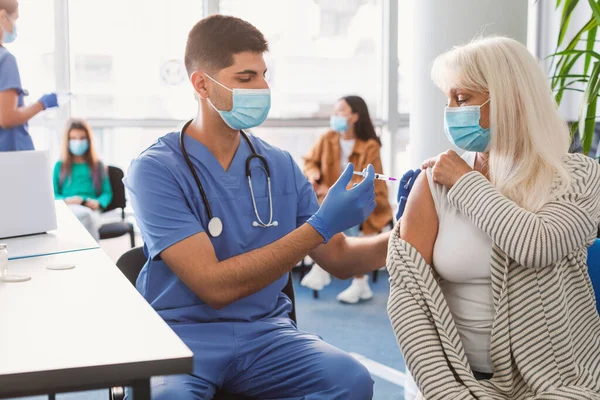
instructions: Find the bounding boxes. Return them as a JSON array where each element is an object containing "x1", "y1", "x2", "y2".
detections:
[
  {"x1": 0, "y1": 249, "x2": 193, "y2": 399},
  {"x1": 3, "y1": 201, "x2": 100, "y2": 260}
]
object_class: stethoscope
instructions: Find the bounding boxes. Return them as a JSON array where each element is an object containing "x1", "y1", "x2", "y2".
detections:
[{"x1": 179, "y1": 120, "x2": 278, "y2": 238}]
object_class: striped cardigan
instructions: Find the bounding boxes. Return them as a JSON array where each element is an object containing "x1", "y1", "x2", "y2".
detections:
[{"x1": 387, "y1": 153, "x2": 600, "y2": 399}]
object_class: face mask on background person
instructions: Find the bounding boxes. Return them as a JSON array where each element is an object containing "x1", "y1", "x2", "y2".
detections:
[
  {"x1": 69, "y1": 139, "x2": 89, "y2": 156},
  {"x1": 330, "y1": 115, "x2": 348, "y2": 133}
]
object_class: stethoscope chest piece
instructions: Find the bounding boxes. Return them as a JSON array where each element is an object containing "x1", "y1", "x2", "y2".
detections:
[
  {"x1": 179, "y1": 120, "x2": 276, "y2": 237},
  {"x1": 208, "y1": 217, "x2": 223, "y2": 238}
]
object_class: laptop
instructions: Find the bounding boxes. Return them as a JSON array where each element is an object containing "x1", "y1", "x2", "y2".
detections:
[{"x1": 0, "y1": 150, "x2": 58, "y2": 239}]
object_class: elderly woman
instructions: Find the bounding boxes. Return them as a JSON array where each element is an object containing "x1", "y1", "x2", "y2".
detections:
[{"x1": 388, "y1": 36, "x2": 600, "y2": 399}]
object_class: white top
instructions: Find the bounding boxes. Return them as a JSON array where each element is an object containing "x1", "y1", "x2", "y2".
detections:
[
  {"x1": 0, "y1": 249, "x2": 193, "y2": 397},
  {"x1": 3, "y1": 201, "x2": 99, "y2": 260},
  {"x1": 339, "y1": 136, "x2": 356, "y2": 171},
  {"x1": 425, "y1": 152, "x2": 494, "y2": 373}
]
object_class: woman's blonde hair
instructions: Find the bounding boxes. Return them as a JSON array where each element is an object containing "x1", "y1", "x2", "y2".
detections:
[{"x1": 431, "y1": 36, "x2": 570, "y2": 212}]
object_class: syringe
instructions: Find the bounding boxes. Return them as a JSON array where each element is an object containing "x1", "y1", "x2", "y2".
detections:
[{"x1": 353, "y1": 171, "x2": 397, "y2": 181}]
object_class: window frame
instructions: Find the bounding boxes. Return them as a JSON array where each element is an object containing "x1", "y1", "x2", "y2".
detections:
[{"x1": 30, "y1": 0, "x2": 408, "y2": 180}]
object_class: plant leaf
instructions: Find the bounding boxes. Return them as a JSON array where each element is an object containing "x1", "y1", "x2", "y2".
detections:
[
  {"x1": 550, "y1": 16, "x2": 597, "y2": 85},
  {"x1": 551, "y1": 73, "x2": 591, "y2": 79},
  {"x1": 579, "y1": 61, "x2": 600, "y2": 154},
  {"x1": 580, "y1": 104, "x2": 597, "y2": 155},
  {"x1": 554, "y1": 53, "x2": 587, "y2": 102},
  {"x1": 585, "y1": 25, "x2": 598, "y2": 74},
  {"x1": 589, "y1": 0, "x2": 600, "y2": 24},
  {"x1": 550, "y1": 49, "x2": 600, "y2": 59},
  {"x1": 559, "y1": 0, "x2": 581, "y2": 47},
  {"x1": 556, "y1": 78, "x2": 591, "y2": 91}
]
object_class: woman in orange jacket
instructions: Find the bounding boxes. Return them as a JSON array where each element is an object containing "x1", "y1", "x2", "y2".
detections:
[{"x1": 301, "y1": 95, "x2": 393, "y2": 303}]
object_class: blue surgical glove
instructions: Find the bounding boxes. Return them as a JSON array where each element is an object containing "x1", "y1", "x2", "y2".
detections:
[
  {"x1": 396, "y1": 169, "x2": 421, "y2": 221},
  {"x1": 307, "y1": 163, "x2": 376, "y2": 243},
  {"x1": 39, "y1": 93, "x2": 58, "y2": 109}
]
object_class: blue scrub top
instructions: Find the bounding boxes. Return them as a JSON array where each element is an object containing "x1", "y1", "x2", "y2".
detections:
[
  {"x1": 0, "y1": 47, "x2": 33, "y2": 151},
  {"x1": 125, "y1": 131, "x2": 319, "y2": 323}
]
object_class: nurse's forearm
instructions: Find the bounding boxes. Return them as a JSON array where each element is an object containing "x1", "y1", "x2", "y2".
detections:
[
  {"x1": 310, "y1": 231, "x2": 390, "y2": 279},
  {"x1": 162, "y1": 223, "x2": 325, "y2": 310},
  {"x1": 0, "y1": 102, "x2": 44, "y2": 129}
]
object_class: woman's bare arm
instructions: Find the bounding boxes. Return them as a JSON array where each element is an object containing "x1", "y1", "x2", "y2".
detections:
[{"x1": 400, "y1": 171, "x2": 438, "y2": 265}]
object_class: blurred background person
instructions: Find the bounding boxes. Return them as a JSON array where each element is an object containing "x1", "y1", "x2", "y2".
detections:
[
  {"x1": 53, "y1": 119, "x2": 112, "y2": 241},
  {"x1": 301, "y1": 95, "x2": 392, "y2": 303}
]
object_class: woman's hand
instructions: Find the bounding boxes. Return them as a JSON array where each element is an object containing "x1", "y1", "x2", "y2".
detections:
[
  {"x1": 85, "y1": 199, "x2": 100, "y2": 210},
  {"x1": 315, "y1": 184, "x2": 330, "y2": 197},
  {"x1": 65, "y1": 196, "x2": 83, "y2": 205},
  {"x1": 308, "y1": 171, "x2": 321, "y2": 184},
  {"x1": 308, "y1": 172, "x2": 321, "y2": 193},
  {"x1": 422, "y1": 150, "x2": 473, "y2": 189}
]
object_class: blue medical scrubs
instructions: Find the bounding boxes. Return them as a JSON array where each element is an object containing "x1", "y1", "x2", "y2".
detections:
[
  {"x1": 124, "y1": 131, "x2": 373, "y2": 399},
  {"x1": 0, "y1": 47, "x2": 34, "y2": 151}
]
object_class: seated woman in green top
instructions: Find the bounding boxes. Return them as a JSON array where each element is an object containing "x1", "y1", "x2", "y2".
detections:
[{"x1": 53, "y1": 119, "x2": 112, "y2": 241}]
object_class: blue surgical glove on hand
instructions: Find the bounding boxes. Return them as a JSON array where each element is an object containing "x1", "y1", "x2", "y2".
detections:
[
  {"x1": 307, "y1": 163, "x2": 376, "y2": 243},
  {"x1": 39, "y1": 93, "x2": 58, "y2": 109},
  {"x1": 396, "y1": 169, "x2": 421, "y2": 221}
]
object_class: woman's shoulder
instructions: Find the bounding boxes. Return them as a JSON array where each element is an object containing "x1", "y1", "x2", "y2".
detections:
[
  {"x1": 562, "y1": 152, "x2": 600, "y2": 179},
  {"x1": 363, "y1": 137, "x2": 382, "y2": 150},
  {"x1": 564, "y1": 152, "x2": 598, "y2": 169},
  {"x1": 563, "y1": 152, "x2": 600, "y2": 191},
  {"x1": 321, "y1": 130, "x2": 338, "y2": 141}
]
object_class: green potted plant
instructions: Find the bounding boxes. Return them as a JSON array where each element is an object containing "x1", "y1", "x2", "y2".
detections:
[{"x1": 551, "y1": 0, "x2": 600, "y2": 155}]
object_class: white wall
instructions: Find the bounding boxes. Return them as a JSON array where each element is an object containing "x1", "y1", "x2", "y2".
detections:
[{"x1": 407, "y1": 0, "x2": 528, "y2": 167}]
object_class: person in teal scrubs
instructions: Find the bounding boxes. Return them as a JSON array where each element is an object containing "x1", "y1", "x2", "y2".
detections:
[
  {"x1": 0, "y1": 0, "x2": 59, "y2": 151},
  {"x1": 53, "y1": 119, "x2": 112, "y2": 241}
]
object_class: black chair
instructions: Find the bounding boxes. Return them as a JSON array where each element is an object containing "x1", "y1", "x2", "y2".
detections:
[
  {"x1": 99, "y1": 166, "x2": 135, "y2": 248},
  {"x1": 111, "y1": 247, "x2": 297, "y2": 400}
]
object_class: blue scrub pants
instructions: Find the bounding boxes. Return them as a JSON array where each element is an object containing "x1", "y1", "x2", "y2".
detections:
[{"x1": 145, "y1": 316, "x2": 373, "y2": 399}]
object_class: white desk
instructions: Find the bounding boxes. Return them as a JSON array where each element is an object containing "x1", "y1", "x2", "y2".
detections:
[
  {"x1": 3, "y1": 200, "x2": 100, "y2": 260},
  {"x1": 0, "y1": 249, "x2": 193, "y2": 399}
]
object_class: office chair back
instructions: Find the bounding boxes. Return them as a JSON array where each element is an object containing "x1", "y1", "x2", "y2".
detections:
[
  {"x1": 116, "y1": 246, "x2": 147, "y2": 287},
  {"x1": 104, "y1": 166, "x2": 127, "y2": 214},
  {"x1": 116, "y1": 247, "x2": 297, "y2": 323},
  {"x1": 587, "y1": 239, "x2": 600, "y2": 316}
]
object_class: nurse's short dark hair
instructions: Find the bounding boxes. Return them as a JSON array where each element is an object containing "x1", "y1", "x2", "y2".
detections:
[
  {"x1": 185, "y1": 14, "x2": 269, "y2": 76},
  {"x1": 0, "y1": 0, "x2": 18, "y2": 14}
]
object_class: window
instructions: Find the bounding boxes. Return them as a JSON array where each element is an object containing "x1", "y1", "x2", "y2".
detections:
[
  {"x1": 9, "y1": 0, "x2": 56, "y2": 118},
  {"x1": 398, "y1": 0, "x2": 414, "y2": 114},
  {"x1": 218, "y1": 0, "x2": 384, "y2": 119},
  {"x1": 68, "y1": 0, "x2": 204, "y2": 120},
  {"x1": 94, "y1": 126, "x2": 176, "y2": 173}
]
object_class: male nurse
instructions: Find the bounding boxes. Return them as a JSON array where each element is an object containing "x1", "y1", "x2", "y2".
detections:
[{"x1": 125, "y1": 15, "x2": 395, "y2": 400}]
